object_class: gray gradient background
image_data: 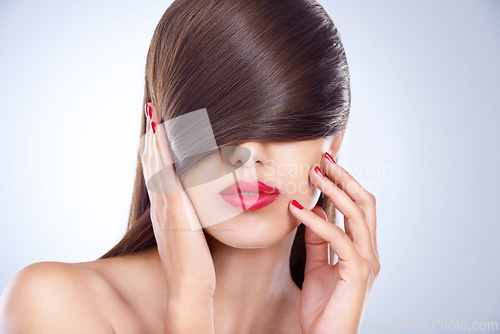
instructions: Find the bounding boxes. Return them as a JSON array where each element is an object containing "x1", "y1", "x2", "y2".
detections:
[{"x1": 0, "y1": 1, "x2": 499, "y2": 332}]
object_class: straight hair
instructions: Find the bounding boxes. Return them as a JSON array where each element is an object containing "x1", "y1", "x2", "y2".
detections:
[{"x1": 100, "y1": 0, "x2": 350, "y2": 290}]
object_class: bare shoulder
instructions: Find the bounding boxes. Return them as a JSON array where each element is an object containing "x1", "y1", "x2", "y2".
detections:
[{"x1": 0, "y1": 261, "x2": 114, "y2": 333}]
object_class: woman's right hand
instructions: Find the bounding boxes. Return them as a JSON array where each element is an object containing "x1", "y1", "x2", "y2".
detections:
[{"x1": 141, "y1": 103, "x2": 216, "y2": 333}]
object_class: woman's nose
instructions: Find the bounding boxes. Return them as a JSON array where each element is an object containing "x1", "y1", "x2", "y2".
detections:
[{"x1": 226, "y1": 142, "x2": 264, "y2": 169}]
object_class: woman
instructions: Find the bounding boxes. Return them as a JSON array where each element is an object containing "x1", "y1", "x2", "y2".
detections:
[{"x1": 0, "y1": 0, "x2": 380, "y2": 333}]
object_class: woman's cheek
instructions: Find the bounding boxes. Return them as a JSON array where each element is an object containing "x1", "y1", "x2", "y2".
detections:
[
  {"x1": 184, "y1": 174, "x2": 247, "y2": 228},
  {"x1": 277, "y1": 172, "x2": 320, "y2": 210}
]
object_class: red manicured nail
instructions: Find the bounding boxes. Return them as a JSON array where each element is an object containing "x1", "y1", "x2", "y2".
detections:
[
  {"x1": 313, "y1": 205, "x2": 321, "y2": 210},
  {"x1": 291, "y1": 199, "x2": 303, "y2": 210},
  {"x1": 151, "y1": 122, "x2": 156, "y2": 134},
  {"x1": 314, "y1": 166, "x2": 326, "y2": 177},
  {"x1": 324, "y1": 152, "x2": 336, "y2": 164}
]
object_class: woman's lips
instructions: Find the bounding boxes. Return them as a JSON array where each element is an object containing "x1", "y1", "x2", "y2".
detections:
[{"x1": 218, "y1": 180, "x2": 281, "y2": 211}]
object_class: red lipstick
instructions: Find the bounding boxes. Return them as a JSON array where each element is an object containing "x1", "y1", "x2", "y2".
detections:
[{"x1": 218, "y1": 180, "x2": 281, "y2": 211}]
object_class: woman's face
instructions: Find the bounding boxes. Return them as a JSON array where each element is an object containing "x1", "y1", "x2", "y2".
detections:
[{"x1": 181, "y1": 138, "x2": 335, "y2": 249}]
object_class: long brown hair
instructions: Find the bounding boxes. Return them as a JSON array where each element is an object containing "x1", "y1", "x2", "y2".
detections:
[{"x1": 100, "y1": 0, "x2": 350, "y2": 290}]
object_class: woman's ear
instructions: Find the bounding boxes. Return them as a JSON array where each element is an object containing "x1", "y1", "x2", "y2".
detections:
[{"x1": 328, "y1": 130, "x2": 345, "y2": 159}]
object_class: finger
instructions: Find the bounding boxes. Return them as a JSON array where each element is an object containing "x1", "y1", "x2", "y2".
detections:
[
  {"x1": 289, "y1": 199, "x2": 361, "y2": 263},
  {"x1": 140, "y1": 103, "x2": 158, "y2": 197},
  {"x1": 147, "y1": 103, "x2": 203, "y2": 232},
  {"x1": 147, "y1": 103, "x2": 180, "y2": 196},
  {"x1": 141, "y1": 103, "x2": 180, "y2": 202},
  {"x1": 310, "y1": 165, "x2": 376, "y2": 263},
  {"x1": 303, "y1": 206, "x2": 330, "y2": 273},
  {"x1": 141, "y1": 103, "x2": 179, "y2": 216},
  {"x1": 322, "y1": 153, "x2": 378, "y2": 258},
  {"x1": 344, "y1": 215, "x2": 379, "y2": 275}
]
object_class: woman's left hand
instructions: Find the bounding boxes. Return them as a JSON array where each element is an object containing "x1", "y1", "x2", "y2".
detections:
[{"x1": 289, "y1": 152, "x2": 380, "y2": 334}]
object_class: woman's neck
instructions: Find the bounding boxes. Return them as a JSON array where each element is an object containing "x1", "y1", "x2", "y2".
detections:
[
  {"x1": 205, "y1": 226, "x2": 302, "y2": 333},
  {"x1": 140, "y1": 226, "x2": 302, "y2": 333}
]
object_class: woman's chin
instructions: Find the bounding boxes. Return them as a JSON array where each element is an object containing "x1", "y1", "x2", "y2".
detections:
[{"x1": 202, "y1": 212, "x2": 299, "y2": 249}]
